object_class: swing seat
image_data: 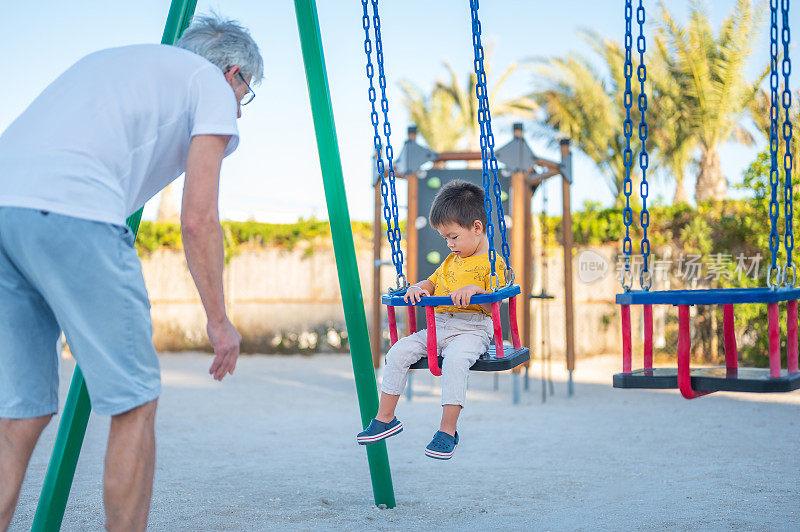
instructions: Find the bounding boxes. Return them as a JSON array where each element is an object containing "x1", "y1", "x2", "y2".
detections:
[
  {"x1": 383, "y1": 285, "x2": 529, "y2": 375},
  {"x1": 616, "y1": 287, "x2": 800, "y2": 399},
  {"x1": 616, "y1": 287, "x2": 800, "y2": 306},
  {"x1": 381, "y1": 284, "x2": 522, "y2": 307},
  {"x1": 410, "y1": 345, "x2": 530, "y2": 372},
  {"x1": 614, "y1": 367, "x2": 800, "y2": 393},
  {"x1": 530, "y1": 290, "x2": 555, "y2": 300}
]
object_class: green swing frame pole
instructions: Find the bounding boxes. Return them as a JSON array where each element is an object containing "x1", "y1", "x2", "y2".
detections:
[
  {"x1": 32, "y1": 2, "x2": 197, "y2": 530},
  {"x1": 293, "y1": 0, "x2": 396, "y2": 508}
]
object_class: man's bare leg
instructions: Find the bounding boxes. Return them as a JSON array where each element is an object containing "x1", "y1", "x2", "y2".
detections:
[
  {"x1": 104, "y1": 399, "x2": 157, "y2": 532},
  {"x1": 0, "y1": 415, "x2": 53, "y2": 532}
]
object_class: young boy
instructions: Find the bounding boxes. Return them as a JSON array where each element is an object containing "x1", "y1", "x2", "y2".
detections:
[{"x1": 357, "y1": 179, "x2": 505, "y2": 460}]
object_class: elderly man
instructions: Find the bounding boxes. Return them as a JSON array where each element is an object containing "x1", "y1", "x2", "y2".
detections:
[{"x1": 0, "y1": 15, "x2": 263, "y2": 531}]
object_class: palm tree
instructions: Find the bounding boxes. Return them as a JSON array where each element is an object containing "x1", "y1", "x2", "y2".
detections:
[
  {"x1": 435, "y1": 46, "x2": 519, "y2": 151},
  {"x1": 398, "y1": 80, "x2": 465, "y2": 152},
  {"x1": 629, "y1": 28, "x2": 733, "y2": 205},
  {"x1": 656, "y1": 0, "x2": 762, "y2": 202},
  {"x1": 748, "y1": 87, "x2": 800, "y2": 183},
  {"x1": 510, "y1": 30, "x2": 650, "y2": 204},
  {"x1": 647, "y1": 35, "x2": 698, "y2": 204},
  {"x1": 399, "y1": 48, "x2": 519, "y2": 153}
]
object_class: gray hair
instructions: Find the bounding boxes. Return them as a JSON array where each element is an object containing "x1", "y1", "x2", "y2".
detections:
[{"x1": 176, "y1": 14, "x2": 263, "y2": 84}]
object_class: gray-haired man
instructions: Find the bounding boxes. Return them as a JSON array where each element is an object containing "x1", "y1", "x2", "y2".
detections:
[{"x1": 0, "y1": 15, "x2": 263, "y2": 531}]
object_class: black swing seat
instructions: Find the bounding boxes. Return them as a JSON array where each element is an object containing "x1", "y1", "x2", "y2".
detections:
[
  {"x1": 530, "y1": 290, "x2": 555, "y2": 300},
  {"x1": 410, "y1": 345, "x2": 530, "y2": 372},
  {"x1": 614, "y1": 367, "x2": 800, "y2": 393}
]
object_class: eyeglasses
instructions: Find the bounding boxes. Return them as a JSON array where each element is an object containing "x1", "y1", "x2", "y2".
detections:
[
  {"x1": 226, "y1": 68, "x2": 255, "y2": 106},
  {"x1": 238, "y1": 73, "x2": 255, "y2": 106}
]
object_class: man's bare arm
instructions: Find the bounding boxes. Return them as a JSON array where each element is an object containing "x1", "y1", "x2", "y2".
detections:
[{"x1": 181, "y1": 134, "x2": 240, "y2": 380}]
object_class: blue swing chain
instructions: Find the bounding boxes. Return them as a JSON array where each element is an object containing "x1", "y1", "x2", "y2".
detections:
[
  {"x1": 768, "y1": 0, "x2": 782, "y2": 288},
  {"x1": 469, "y1": 0, "x2": 514, "y2": 290},
  {"x1": 781, "y1": 0, "x2": 794, "y2": 286},
  {"x1": 636, "y1": 0, "x2": 651, "y2": 291},
  {"x1": 621, "y1": 0, "x2": 634, "y2": 292},
  {"x1": 361, "y1": 0, "x2": 406, "y2": 290}
]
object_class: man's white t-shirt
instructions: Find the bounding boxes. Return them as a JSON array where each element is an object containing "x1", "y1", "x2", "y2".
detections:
[{"x1": 0, "y1": 44, "x2": 239, "y2": 225}]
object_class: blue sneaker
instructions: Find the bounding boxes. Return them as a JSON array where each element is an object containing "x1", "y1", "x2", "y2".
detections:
[
  {"x1": 357, "y1": 417, "x2": 403, "y2": 445},
  {"x1": 425, "y1": 430, "x2": 459, "y2": 460}
]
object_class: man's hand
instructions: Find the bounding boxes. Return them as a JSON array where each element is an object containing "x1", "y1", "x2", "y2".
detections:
[
  {"x1": 403, "y1": 285, "x2": 430, "y2": 304},
  {"x1": 207, "y1": 318, "x2": 241, "y2": 381},
  {"x1": 449, "y1": 285, "x2": 485, "y2": 308}
]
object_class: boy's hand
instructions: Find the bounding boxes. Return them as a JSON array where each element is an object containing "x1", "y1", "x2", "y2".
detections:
[
  {"x1": 403, "y1": 285, "x2": 430, "y2": 303},
  {"x1": 449, "y1": 285, "x2": 484, "y2": 308}
]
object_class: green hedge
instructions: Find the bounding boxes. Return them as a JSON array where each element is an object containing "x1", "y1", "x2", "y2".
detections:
[{"x1": 136, "y1": 218, "x2": 378, "y2": 257}]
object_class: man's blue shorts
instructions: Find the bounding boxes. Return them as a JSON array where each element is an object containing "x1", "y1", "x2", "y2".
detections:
[{"x1": 0, "y1": 207, "x2": 160, "y2": 417}]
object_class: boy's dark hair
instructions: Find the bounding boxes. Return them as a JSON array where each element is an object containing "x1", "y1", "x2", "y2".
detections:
[{"x1": 429, "y1": 179, "x2": 487, "y2": 231}]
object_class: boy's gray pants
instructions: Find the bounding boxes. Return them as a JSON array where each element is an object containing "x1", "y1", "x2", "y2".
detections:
[{"x1": 381, "y1": 312, "x2": 493, "y2": 406}]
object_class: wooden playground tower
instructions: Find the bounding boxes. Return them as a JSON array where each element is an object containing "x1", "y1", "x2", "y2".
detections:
[{"x1": 371, "y1": 123, "x2": 578, "y2": 391}]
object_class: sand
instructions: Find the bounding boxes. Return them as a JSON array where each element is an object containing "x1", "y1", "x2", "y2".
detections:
[{"x1": 8, "y1": 353, "x2": 800, "y2": 531}]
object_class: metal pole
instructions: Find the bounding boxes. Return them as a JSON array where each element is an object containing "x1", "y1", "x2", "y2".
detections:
[
  {"x1": 522, "y1": 181, "x2": 533, "y2": 348},
  {"x1": 510, "y1": 170, "x2": 527, "y2": 384},
  {"x1": 32, "y1": 3, "x2": 198, "y2": 530},
  {"x1": 293, "y1": 0, "x2": 395, "y2": 508},
  {"x1": 404, "y1": 170, "x2": 419, "y2": 398},
  {"x1": 406, "y1": 172, "x2": 419, "y2": 336},
  {"x1": 405, "y1": 371, "x2": 414, "y2": 401},
  {"x1": 371, "y1": 180, "x2": 382, "y2": 368},
  {"x1": 560, "y1": 138, "x2": 575, "y2": 397}
]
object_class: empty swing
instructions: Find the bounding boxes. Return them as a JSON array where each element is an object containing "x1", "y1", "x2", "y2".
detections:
[
  {"x1": 362, "y1": 0, "x2": 530, "y2": 376},
  {"x1": 613, "y1": 0, "x2": 800, "y2": 398}
]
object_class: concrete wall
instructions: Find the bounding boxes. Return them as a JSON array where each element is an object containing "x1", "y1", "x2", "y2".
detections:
[
  {"x1": 142, "y1": 242, "x2": 629, "y2": 358},
  {"x1": 143, "y1": 245, "x2": 368, "y2": 353}
]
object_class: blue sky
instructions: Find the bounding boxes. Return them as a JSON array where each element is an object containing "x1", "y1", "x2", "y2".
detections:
[{"x1": 0, "y1": 1, "x2": 793, "y2": 222}]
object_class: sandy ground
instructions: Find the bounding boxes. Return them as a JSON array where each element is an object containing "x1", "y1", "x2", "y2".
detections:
[{"x1": 8, "y1": 352, "x2": 800, "y2": 531}]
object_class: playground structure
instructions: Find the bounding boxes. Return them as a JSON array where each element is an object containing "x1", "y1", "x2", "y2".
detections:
[
  {"x1": 613, "y1": 0, "x2": 800, "y2": 398},
  {"x1": 370, "y1": 124, "x2": 576, "y2": 395}
]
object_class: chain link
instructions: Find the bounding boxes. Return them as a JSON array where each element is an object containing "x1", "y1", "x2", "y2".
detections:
[
  {"x1": 636, "y1": 0, "x2": 651, "y2": 291},
  {"x1": 361, "y1": 0, "x2": 406, "y2": 290},
  {"x1": 768, "y1": 0, "x2": 781, "y2": 287},
  {"x1": 621, "y1": 0, "x2": 634, "y2": 292},
  {"x1": 769, "y1": 263, "x2": 783, "y2": 288},
  {"x1": 470, "y1": 0, "x2": 513, "y2": 290},
  {"x1": 781, "y1": 0, "x2": 794, "y2": 285}
]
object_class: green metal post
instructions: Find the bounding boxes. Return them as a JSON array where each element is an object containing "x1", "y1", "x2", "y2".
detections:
[
  {"x1": 32, "y1": 2, "x2": 197, "y2": 529},
  {"x1": 293, "y1": 0, "x2": 396, "y2": 508}
]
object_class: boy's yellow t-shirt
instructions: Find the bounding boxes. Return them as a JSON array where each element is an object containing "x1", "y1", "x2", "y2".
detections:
[{"x1": 427, "y1": 253, "x2": 507, "y2": 315}]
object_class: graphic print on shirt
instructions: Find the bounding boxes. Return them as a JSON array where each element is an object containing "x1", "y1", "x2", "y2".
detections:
[
  {"x1": 427, "y1": 253, "x2": 506, "y2": 315},
  {"x1": 463, "y1": 263, "x2": 489, "y2": 283}
]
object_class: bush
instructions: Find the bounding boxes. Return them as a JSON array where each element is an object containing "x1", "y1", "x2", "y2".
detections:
[{"x1": 135, "y1": 218, "x2": 377, "y2": 259}]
